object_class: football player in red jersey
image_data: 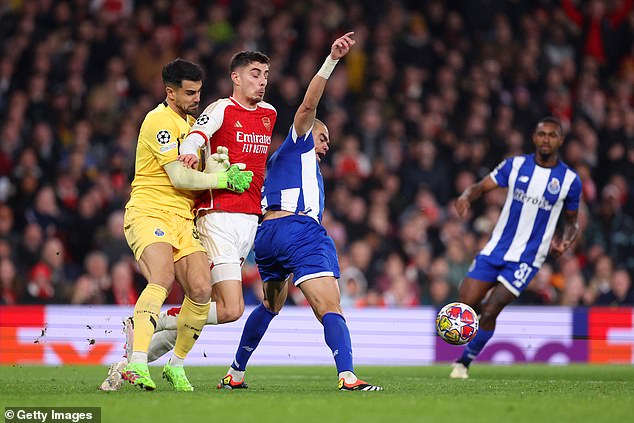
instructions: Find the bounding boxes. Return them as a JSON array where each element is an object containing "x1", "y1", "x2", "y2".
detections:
[{"x1": 160, "y1": 52, "x2": 278, "y2": 332}]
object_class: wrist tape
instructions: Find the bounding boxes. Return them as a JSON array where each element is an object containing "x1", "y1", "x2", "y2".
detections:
[{"x1": 317, "y1": 56, "x2": 340, "y2": 79}]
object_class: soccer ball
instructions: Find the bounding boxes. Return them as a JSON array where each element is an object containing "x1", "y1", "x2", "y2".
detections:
[{"x1": 435, "y1": 302, "x2": 479, "y2": 345}]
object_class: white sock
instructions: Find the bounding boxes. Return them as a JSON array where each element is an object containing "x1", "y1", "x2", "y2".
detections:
[
  {"x1": 206, "y1": 302, "x2": 218, "y2": 325},
  {"x1": 338, "y1": 371, "x2": 357, "y2": 384},
  {"x1": 129, "y1": 351, "x2": 148, "y2": 364},
  {"x1": 157, "y1": 311, "x2": 178, "y2": 331},
  {"x1": 157, "y1": 303, "x2": 216, "y2": 329},
  {"x1": 169, "y1": 354, "x2": 185, "y2": 367},
  {"x1": 147, "y1": 330, "x2": 177, "y2": 362},
  {"x1": 228, "y1": 367, "x2": 245, "y2": 382}
]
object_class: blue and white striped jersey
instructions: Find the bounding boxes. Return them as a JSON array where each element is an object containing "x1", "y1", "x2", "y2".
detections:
[
  {"x1": 481, "y1": 154, "x2": 582, "y2": 267},
  {"x1": 261, "y1": 125, "x2": 324, "y2": 223}
]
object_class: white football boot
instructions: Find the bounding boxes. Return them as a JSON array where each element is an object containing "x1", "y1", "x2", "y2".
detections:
[{"x1": 449, "y1": 362, "x2": 469, "y2": 379}]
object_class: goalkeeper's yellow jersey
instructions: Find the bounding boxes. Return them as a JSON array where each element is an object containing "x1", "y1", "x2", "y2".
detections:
[{"x1": 126, "y1": 102, "x2": 199, "y2": 219}]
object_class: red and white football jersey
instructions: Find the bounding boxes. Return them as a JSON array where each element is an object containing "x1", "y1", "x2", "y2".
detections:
[{"x1": 189, "y1": 97, "x2": 277, "y2": 214}]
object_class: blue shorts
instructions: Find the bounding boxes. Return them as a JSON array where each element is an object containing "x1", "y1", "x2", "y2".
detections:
[
  {"x1": 466, "y1": 254, "x2": 539, "y2": 297},
  {"x1": 254, "y1": 215, "x2": 340, "y2": 285}
]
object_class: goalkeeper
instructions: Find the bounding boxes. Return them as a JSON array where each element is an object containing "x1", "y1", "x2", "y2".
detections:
[
  {"x1": 116, "y1": 58, "x2": 252, "y2": 392},
  {"x1": 101, "y1": 50, "x2": 276, "y2": 391}
]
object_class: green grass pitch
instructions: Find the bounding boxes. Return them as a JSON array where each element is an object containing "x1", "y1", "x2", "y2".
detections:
[{"x1": 1, "y1": 365, "x2": 633, "y2": 423}]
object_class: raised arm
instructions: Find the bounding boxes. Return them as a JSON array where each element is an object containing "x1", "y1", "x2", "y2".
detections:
[
  {"x1": 293, "y1": 32, "x2": 356, "y2": 137},
  {"x1": 455, "y1": 176, "x2": 499, "y2": 218}
]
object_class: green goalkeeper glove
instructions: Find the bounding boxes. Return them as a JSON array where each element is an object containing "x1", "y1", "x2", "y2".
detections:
[{"x1": 215, "y1": 163, "x2": 253, "y2": 193}]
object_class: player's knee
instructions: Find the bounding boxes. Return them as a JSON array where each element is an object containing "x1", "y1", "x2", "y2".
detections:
[
  {"x1": 263, "y1": 298, "x2": 284, "y2": 314},
  {"x1": 186, "y1": 283, "x2": 212, "y2": 304},
  {"x1": 480, "y1": 303, "x2": 503, "y2": 325},
  {"x1": 217, "y1": 302, "x2": 244, "y2": 323},
  {"x1": 313, "y1": 302, "x2": 342, "y2": 321}
]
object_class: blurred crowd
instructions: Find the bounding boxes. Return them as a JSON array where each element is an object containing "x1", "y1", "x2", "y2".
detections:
[{"x1": 1, "y1": 0, "x2": 633, "y2": 308}]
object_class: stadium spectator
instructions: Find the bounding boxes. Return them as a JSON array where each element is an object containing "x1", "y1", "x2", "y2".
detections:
[
  {"x1": 339, "y1": 265, "x2": 368, "y2": 308},
  {"x1": 561, "y1": 0, "x2": 633, "y2": 69},
  {"x1": 71, "y1": 274, "x2": 106, "y2": 305},
  {"x1": 423, "y1": 257, "x2": 456, "y2": 307},
  {"x1": 81, "y1": 251, "x2": 111, "y2": 295},
  {"x1": 24, "y1": 262, "x2": 54, "y2": 304},
  {"x1": 383, "y1": 274, "x2": 420, "y2": 307},
  {"x1": 559, "y1": 273, "x2": 587, "y2": 306},
  {"x1": 584, "y1": 253, "x2": 614, "y2": 304},
  {"x1": 36, "y1": 237, "x2": 75, "y2": 301},
  {"x1": 95, "y1": 210, "x2": 131, "y2": 265},
  {"x1": 0, "y1": 205, "x2": 18, "y2": 246},
  {"x1": 0, "y1": 257, "x2": 23, "y2": 305},
  {"x1": 108, "y1": 260, "x2": 138, "y2": 306},
  {"x1": 594, "y1": 268, "x2": 634, "y2": 306},
  {"x1": 0, "y1": 0, "x2": 632, "y2": 310},
  {"x1": 426, "y1": 277, "x2": 453, "y2": 307}
]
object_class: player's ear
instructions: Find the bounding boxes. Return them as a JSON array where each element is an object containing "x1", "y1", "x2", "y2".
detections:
[
  {"x1": 230, "y1": 71, "x2": 240, "y2": 86},
  {"x1": 165, "y1": 85, "x2": 175, "y2": 100}
]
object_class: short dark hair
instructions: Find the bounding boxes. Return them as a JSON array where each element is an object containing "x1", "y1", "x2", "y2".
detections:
[
  {"x1": 162, "y1": 58, "x2": 204, "y2": 88},
  {"x1": 536, "y1": 116, "x2": 564, "y2": 136},
  {"x1": 229, "y1": 51, "x2": 270, "y2": 73}
]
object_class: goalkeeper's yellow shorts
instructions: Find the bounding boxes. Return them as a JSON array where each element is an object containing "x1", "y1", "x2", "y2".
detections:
[{"x1": 124, "y1": 207, "x2": 206, "y2": 262}]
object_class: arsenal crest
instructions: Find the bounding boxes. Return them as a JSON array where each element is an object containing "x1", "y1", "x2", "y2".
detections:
[{"x1": 262, "y1": 116, "x2": 271, "y2": 131}]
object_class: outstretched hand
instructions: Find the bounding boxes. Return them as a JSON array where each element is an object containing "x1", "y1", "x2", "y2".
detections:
[
  {"x1": 550, "y1": 237, "x2": 571, "y2": 257},
  {"x1": 330, "y1": 32, "x2": 355, "y2": 60},
  {"x1": 454, "y1": 195, "x2": 471, "y2": 218}
]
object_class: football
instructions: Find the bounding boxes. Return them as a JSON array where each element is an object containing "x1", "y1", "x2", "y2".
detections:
[{"x1": 436, "y1": 302, "x2": 479, "y2": 345}]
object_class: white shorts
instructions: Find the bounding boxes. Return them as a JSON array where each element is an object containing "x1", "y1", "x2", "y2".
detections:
[{"x1": 196, "y1": 211, "x2": 258, "y2": 283}]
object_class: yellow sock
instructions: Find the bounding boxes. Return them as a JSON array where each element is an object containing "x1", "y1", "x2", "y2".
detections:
[
  {"x1": 173, "y1": 296, "x2": 210, "y2": 359},
  {"x1": 132, "y1": 283, "x2": 168, "y2": 354}
]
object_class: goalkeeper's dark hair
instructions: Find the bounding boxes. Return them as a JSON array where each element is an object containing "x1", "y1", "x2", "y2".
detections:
[
  {"x1": 536, "y1": 116, "x2": 564, "y2": 136},
  {"x1": 229, "y1": 51, "x2": 270, "y2": 73},
  {"x1": 162, "y1": 58, "x2": 204, "y2": 88}
]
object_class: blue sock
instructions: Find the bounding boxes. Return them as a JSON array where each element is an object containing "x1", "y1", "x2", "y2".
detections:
[
  {"x1": 458, "y1": 329, "x2": 494, "y2": 366},
  {"x1": 322, "y1": 312, "x2": 354, "y2": 373},
  {"x1": 231, "y1": 303, "x2": 277, "y2": 371}
]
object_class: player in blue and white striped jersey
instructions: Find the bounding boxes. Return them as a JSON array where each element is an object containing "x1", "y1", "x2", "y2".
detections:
[
  {"x1": 217, "y1": 32, "x2": 381, "y2": 392},
  {"x1": 259, "y1": 120, "x2": 326, "y2": 226},
  {"x1": 450, "y1": 116, "x2": 582, "y2": 379}
]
